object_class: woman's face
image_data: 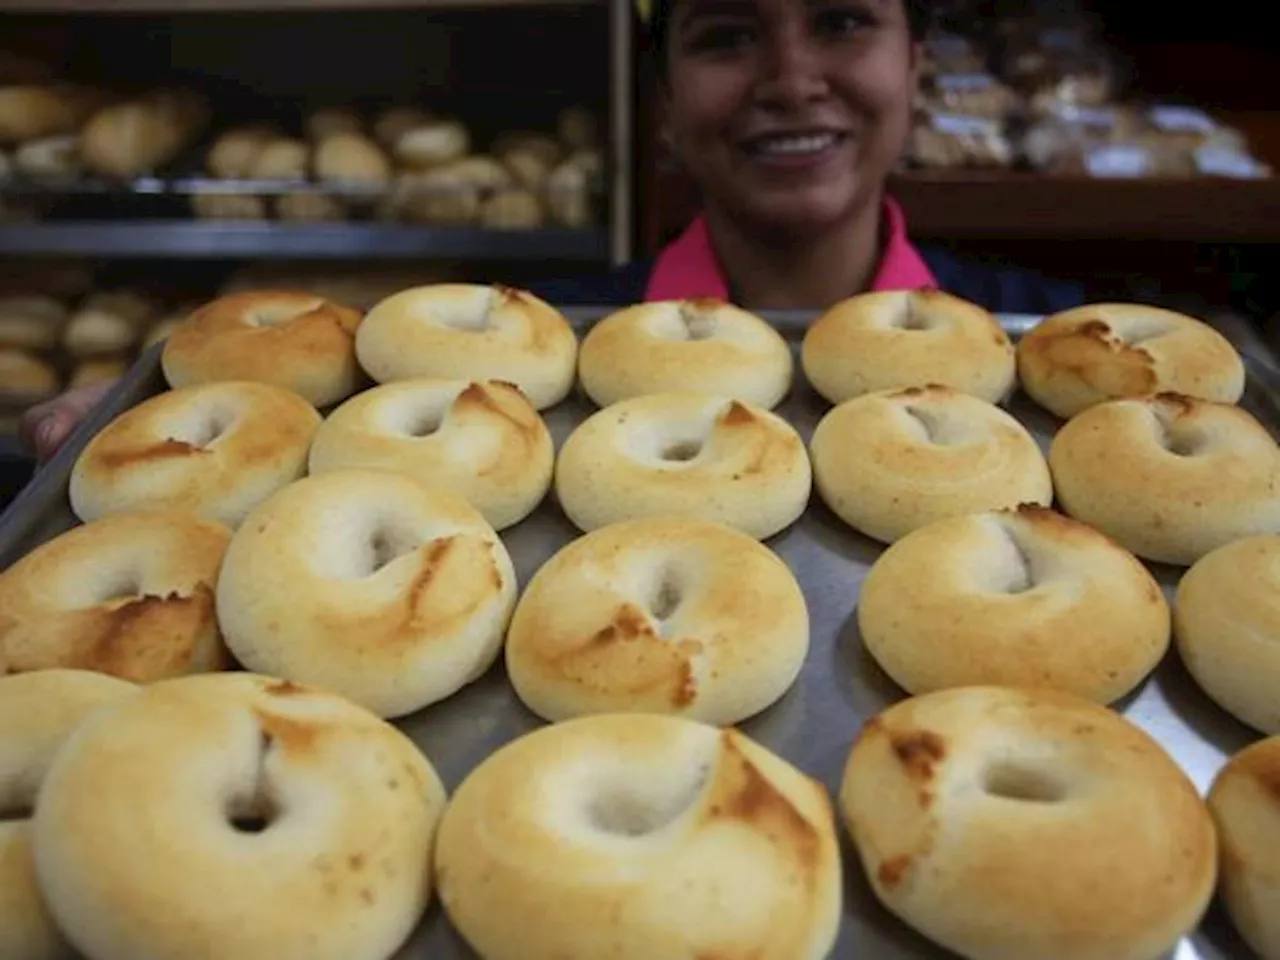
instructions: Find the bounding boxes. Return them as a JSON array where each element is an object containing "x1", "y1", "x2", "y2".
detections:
[{"x1": 661, "y1": 0, "x2": 919, "y2": 237}]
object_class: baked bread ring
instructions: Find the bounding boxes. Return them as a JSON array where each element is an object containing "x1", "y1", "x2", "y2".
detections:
[
  {"x1": 0, "y1": 510, "x2": 231, "y2": 681},
  {"x1": 70, "y1": 381, "x2": 320, "y2": 529},
  {"x1": 554, "y1": 392, "x2": 811, "y2": 540},
  {"x1": 578, "y1": 299, "x2": 793, "y2": 409},
  {"x1": 1175, "y1": 534, "x2": 1280, "y2": 733},
  {"x1": 31, "y1": 672, "x2": 447, "y2": 960},
  {"x1": 216, "y1": 469, "x2": 518, "y2": 718},
  {"x1": 1049, "y1": 394, "x2": 1280, "y2": 566},
  {"x1": 162, "y1": 291, "x2": 364, "y2": 408},
  {"x1": 0, "y1": 670, "x2": 136, "y2": 960},
  {"x1": 1018, "y1": 303, "x2": 1246, "y2": 419},
  {"x1": 811, "y1": 384, "x2": 1052, "y2": 543},
  {"x1": 506, "y1": 517, "x2": 808, "y2": 724},
  {"x1": 356, "y1": 284, "x2": 577, "y2": 410},
  {"x1": 1207, "y1": 736, "x2": 1280, "y2": 960},
  {"x1": 801, "y1": 290, "x2": 1015, "y2": 404},
  {"x1": 308, "y1": 379, "x2": 553, "y2": 531},
  {"x1": 859, "y1": 505, "x2": 1169, "y2": 703},
  {"x1": 840, "y1": 685, "x2": 1217, "y2": 960},
  {"x1": 435, "y1": 714, "x2": 841, "y2": 960}
]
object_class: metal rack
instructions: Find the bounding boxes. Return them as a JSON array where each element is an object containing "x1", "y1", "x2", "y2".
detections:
[{"x1": 0, "y1": 0, "x2": 636, "y2": 264}]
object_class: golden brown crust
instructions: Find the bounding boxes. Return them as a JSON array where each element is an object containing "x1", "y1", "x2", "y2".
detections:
[
  {"x1": 162, "y1": 291, "x2": 364, "y2": 407},
  {"x1": 1049, "y1": 395, "x2": 1280, "y2": 566},
  {"x1": 578, "y1": 300, "x2": 793, "y2": 409},
  {"x1": 30, "y1": 673, "x2": 445, "y2": 960},
  {"x1": 215, "y1": 469, "x2": 518, "y2": 719},
  {"x1": 308, "y1": 378, "x2": 553, "y2": 531},
  {"x1": 810, "y1": 385, "x2": 1053, "y2": 544},
  {"x1": 841, "y1": 686, "x2": 1218, "y2": 960},
  {"x1": 1018, "y1": 303, "x2": 1245, "y2": 419},
  {"x1": 70, "y1": 380, "x2": 320, "y2": 529},
  {"x1": 434, "y1": 715, "x2": 841, "y2": 960},
  {"x1": 354, "y1": 283, "x2": 578, "y2": 411},
  {"x1": 858, "y1": 506, "x2": 1170, "y2": 703},
  {"x1": 1208, "y1": 737, "x2": 1280, "y2": 960},
  {"x1": 553, "y1": 392, "x2": 812, "y2": 540},
  {"x1": 0, "y1": 512, "x2": 231, "y2": 683},
  {"x1": 1176, "y1": 534, "x2": 1280, "y2": 733},
  {"x1": 801, "y1": 290, "x2": 1015, "y2": 404},
  {"x1": 505, "y1": 517, "x2": 808, "y2": 724}
]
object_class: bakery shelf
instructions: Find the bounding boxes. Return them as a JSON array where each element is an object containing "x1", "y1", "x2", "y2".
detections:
[
  {"x1": 889, "y1": 171, "x2": 1280, "y2": 243},
  {"x1": 0, "y1": 0, "x2": 596, "y2": 10},
  {"x1": 0, "y1": 221, "x2": 610, "y2": 260}
]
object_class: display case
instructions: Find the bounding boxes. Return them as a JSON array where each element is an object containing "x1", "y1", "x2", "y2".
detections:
[{"x1": 0, "y1": 0, "x2": 635, "y2": 264}]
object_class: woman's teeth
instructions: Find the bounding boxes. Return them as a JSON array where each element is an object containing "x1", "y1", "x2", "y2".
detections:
[{"x1": 752, "y1": 133, "x2": 840, "y2": 156}]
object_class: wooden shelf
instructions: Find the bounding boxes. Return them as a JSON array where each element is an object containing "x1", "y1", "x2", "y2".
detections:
[
  {"x1": 889, "y1": 171, "x2": 1280, "y2": 243},
  {"x1": 0, "y1": 0, "x2": 593, "y2": 10},
  {"x1": 0, "y1": 222, "x2": 610, "y2": 260},
  {"x1": 644, "y1": 166, "x2": 1280, "y2": 250}
]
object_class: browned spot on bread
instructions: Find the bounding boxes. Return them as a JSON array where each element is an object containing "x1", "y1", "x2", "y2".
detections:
[
  {"x1": 455, "y1": 381, "x2": 541, "y2": 450},
  {"x1": 890, "y1": 729, "x2": 946, "y2": 781},
  {"x1": 1153, "y1": 392, "x2": 1199, "y2": 415},
  {"x1": 264, "y1": 679, "x2": 307, "y2": 696},
  {"x1": 365, "y1": 535, "x2": 505, "y2": 640},
  {"x1": 254, "y1": 709, "x2": 319, "y2": 754},
  {"x1": 720, "y1": 400, "x2": 756, "y2": 427},
  {"x1": 673, "y1": 658, "x2": 698, "y2": 707},
  {"x1": 494, "y1": 284, "x2": 527, "y2": 303},
  {"x1": 62, "y1": 584, "x2": 221, "y2": 682},
  {"x1": 348, "y1": 853, "x2": 365, "y2": 871},
  {"x1": 360, "y1": 888, "x2": 375, "y2": 905},
  {"x1": 877, "y1": 854, "x2": 912, "y2": 888},
  {"x1": 707, "y1": 732, "x2": 821, "y2": 876},
  {"x1": 588, "y1": 604, "x2": 654, "y2": 647},
  {"x1": 97, "y1": 437, "x2": 208, "y2": 469},
  {"x1": 542, "y1": 603, "x2": 705, "y2": 707},
  {"x1": 1025, "y1": 318, "x2": 1158, "y2": 399}
]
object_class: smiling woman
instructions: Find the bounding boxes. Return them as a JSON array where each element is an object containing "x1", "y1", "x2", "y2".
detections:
[{"x1": 531, "y1": 0, "x2": 1086, "y2": 314}]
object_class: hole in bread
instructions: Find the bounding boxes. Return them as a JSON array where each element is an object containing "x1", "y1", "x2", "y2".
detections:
[
  {"x1": 678, "y1": 303, "x2": 717, "y2": 340},
  {"x1": 588, "y1": 761, "x2": 711, "y2": 836},
  {"x1": 902, "y1": 405, "x2": 955, "y2": 445},
  {"x1": 170, "y1": 407, "x2": 235, "y2": 449},
  {"x1": 366, "y1": 527, "x2": 417, "y2": 575},
  {"x1": 243, "y1": 299, "x2": 320, "y2": 328},
  {"x1": 400, "y1": 406, "x2": 443, "y2": 438},
  {"x1": 0, "y1": 802, "x2": 33, "y2": 822},
  {"x1": 95, "y1": 568, "x2": 142, "y2": 604},
  {"x1": 992, "y1": 524, "x2": 1036, "y2": 594},
  {"x1": 648, "y1": 570, "x2": 683, "y2": 639},
  {"x1": 1111, "y1": 314, "x2": 1174, "y2": 346},
  {"x1": 891, "y1": 297, "x2": 934, "y2": 331},
  {"x1": 1151, "y1": 407, "x2": 1206, "y2": 457},
  {"x1": 227, "y1": 730, "x2": 279, "y2": 834},
  {"x1": 661, "y1": 440, "x2": 702, "y2": 462},
  {"x1": 983, "y1": 762, "x2": 1066, "y2": 803}
]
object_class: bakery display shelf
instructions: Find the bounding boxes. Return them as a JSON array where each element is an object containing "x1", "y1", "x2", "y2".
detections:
[
  {"x1": 2, "y1": 308, "x2": 1276, "y2": 960},
  {"x1": 0, "y1": 221, "x2": 610, "y2": 259},
  {"x1": 0, "y1": 0, "x2": 595, "y2": 11},
  {"x1": 890, "y1": 169, "x2": 1280, "y2": 242}
]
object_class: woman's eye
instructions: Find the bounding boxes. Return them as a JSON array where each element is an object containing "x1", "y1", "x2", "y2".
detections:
[
  {"x1": 686, "y1": 23, "x2": 756, "y2": 52},
  {"x1": 813, "y1": 8, "x2": 872, "y2": 37}
]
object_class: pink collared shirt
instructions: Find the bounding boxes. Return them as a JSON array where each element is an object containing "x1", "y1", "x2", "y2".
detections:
[{"x1": 643, "y1": 195, "x2": 936, "y2": 302}]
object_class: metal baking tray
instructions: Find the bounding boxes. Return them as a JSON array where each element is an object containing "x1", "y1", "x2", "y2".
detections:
[{"x1": 3, "y1": 309, "x2": 1278, "y2": 960}]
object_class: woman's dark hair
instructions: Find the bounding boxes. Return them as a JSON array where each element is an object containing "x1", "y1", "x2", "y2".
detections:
[{"x1": 649, "y1": 0, "x2": 933, "y2": 81}]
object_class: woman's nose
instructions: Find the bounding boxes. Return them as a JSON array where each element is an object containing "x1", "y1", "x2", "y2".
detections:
[{"x1": 754, "y1": 30, "x2": 830, "y2": 109}]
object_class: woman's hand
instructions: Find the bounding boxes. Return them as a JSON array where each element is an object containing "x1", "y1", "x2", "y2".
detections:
[{"x1": 19, "y1": 381, "x2": 116, "y2": 462}]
